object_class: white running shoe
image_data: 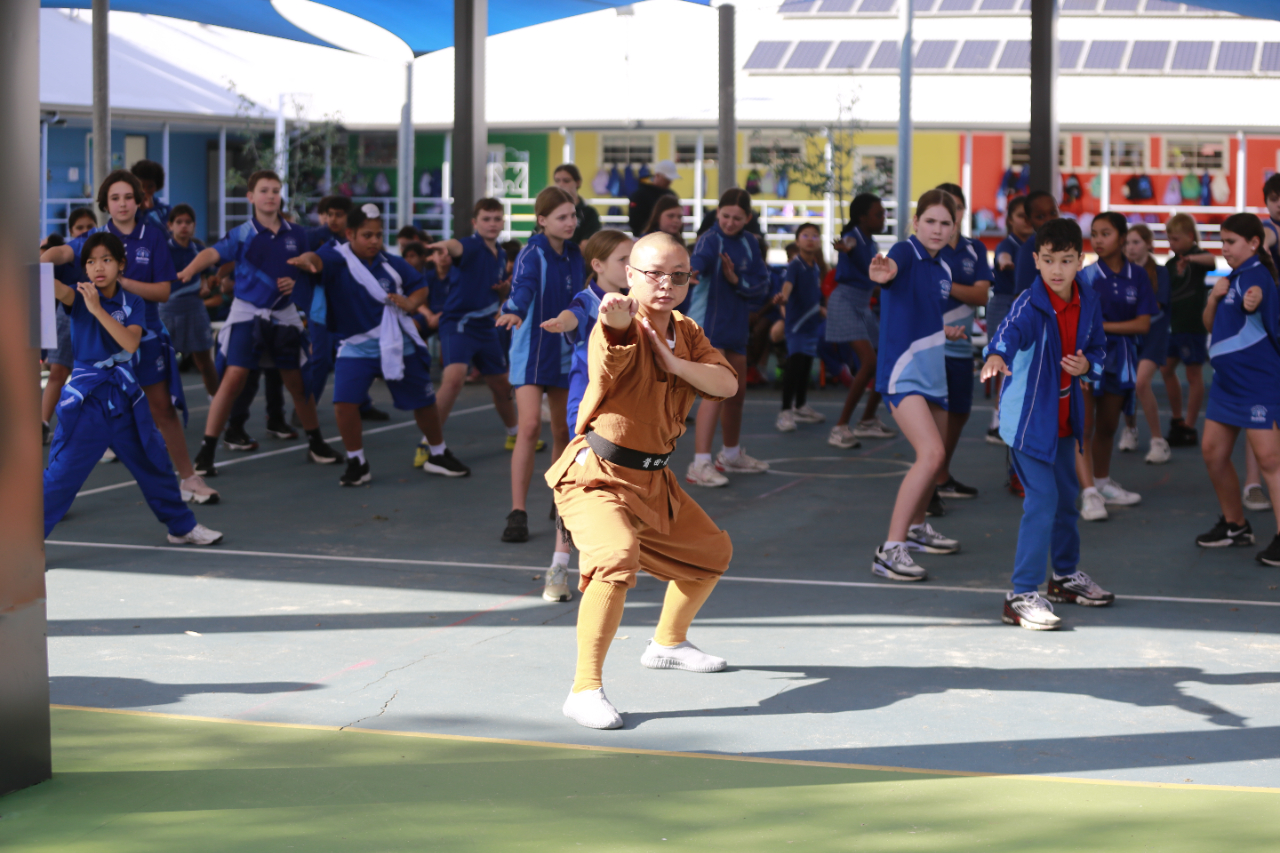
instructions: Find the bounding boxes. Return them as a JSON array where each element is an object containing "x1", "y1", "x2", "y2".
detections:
[
  {"x1": 99, "y1": 448, "x2": 117, "y2": 464},
  {"x1": 562, "y1": 687, "x2": 623, "y2": 729},
  {"x1": 906, "y1": 523, "x2": 960, "y2": 554},
  {"x1": 985, "y1": 427, "x2": 1006, "y2": 446},
  {"x1": 872, "y1": 543, "x2": 927, "y2": 582},
  {"x1": 543, "y1": 565, "x2": 573, "y2": 602},
  {"x1": 827, "y1": 424, "x2": 861, "y2": 449},
  {"x1": 1079, "y1": 490, "x2": 1109, "y2": 521},
  {"x1": 1243, "y1": 484, "x2": 1272, "y2": 512},
  {"x1": 1097, "y1": 478, "x2": 1141, "y2": 506},
  {"x1": 715, "y1": 448, "x2": 769, "y2": 474},
  {"x1": 639, "y1": 639, "x2": 727, "y2": 672},
  {"x1": 792, "y1": 404, "x2": 826, "y2": 424},
  {"x1": 854, "y1": 418, "x2": 896, "y2": 439},
  {"x1": 1002, "y1": 592, "x2": 1061, "y2": 631},
  {"x1": 1118, "y1": 426, "x2": 1140, "y2": 452},
  {"x1": 776, "y1": 409, "x2": 797, "y2": 432},
  {"x1": 540, "y1": 394, "x2": 551, "y2": 423},
  {"x1": 167, "y1": 523, "x2": 223, "y2": 546},
  {"x1": 1144, "y1": 437, "x2": 1171, "y2": 465},
  {"x1": 686, "y1": 459, "x2": 729, "y2": 487},
  {"x1": 179, "y1": 474, "x2": 220, "y2": 505}
]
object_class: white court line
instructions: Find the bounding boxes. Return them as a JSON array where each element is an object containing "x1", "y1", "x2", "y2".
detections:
[
  {"x1": 73, "y1": 403, "x2": 496, "y2": 498},
  {"x1": 43, "y1": 540, "x2": 1280, "y2": 609}
]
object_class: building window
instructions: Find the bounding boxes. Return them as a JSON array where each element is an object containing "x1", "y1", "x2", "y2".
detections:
[
  {"x1": 1164, "y1": 136, "x2": 1226, "y2": 172},
  {"x1": 1087, "y1": 136, "x2": 1146, "y2": 170},
  {"x1": 601, "y1": 134, "x2": 655, "y2": 165},
  {"x1": 748, "y1": 132, "x2": 803, "y2": 168},
  {"x1": 359, "y1": 133, "x2": 397, "y2": 169},
  {"x1": 674, "y1": 134, "x2": 718, "y2": 165},
  {"x1": 1008, "y1": 136, "x2": 1068, "y2": 169}
]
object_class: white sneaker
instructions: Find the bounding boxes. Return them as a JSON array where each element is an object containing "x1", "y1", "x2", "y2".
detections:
[
  {"x1": 827, "y1": 424, "x2": 861, "y2": 449},
  {"x1": 686, "y1": 459, "x2": 729, "y2": 488},
  {"x1": 540, "y1": 395, "x2": 551, "y2": 423},
  {"x1": 639, "y1": 639, "x2": 727, "y2": 672},
  {"x1": 562, "y1": 687, "x2": 623, "y2": 729},
  {"x1": 1097, "y1": 478, "x2": 1141, "y2": 506},
  {"x1": 853, "y1": 418, "x2": 896, "y2": 439},
  {"x1": 792, "y1": 404, "x2": 825, "y2": 424},
  {"x1": 1002, "y1": 592, "x2": 1061, "y2": 631},
  {"x1": 1144, "y1": 437, "x2": 1171, "y2": 465},
  {"x1": 167, "y1": 523, "x2": 223, "y2": 546},
  {"x1": 1118, "y1": 426, "x2": 1140, "y2": 452},
  {"x1": 906, "y1": 523, "x2": 960, "y2": 554},
  {"x1": 872, "y1": 543, "x2": 927, "y2": 582},
  {"x1": 179, "y1": 474, "x2": 220, "y2": 505},
  {"x1": 99, "y1": 448, "x2": 117, "y2": 464},
  {"x1": 1243, "y1": 484, "x2": 1272, "y2": 512},
  {"x1": 715, "y1": 448, "x2": 769, "y2": 474},
  {"x1": 543, "y1": 564, "x2": 573, "y2": 602},
  {"x1": 1079, "y1": 490, "x2": 1109, "y2": 521},
  {"x1": 775, "y1": 409, "x2": 797, "y2": 432}
]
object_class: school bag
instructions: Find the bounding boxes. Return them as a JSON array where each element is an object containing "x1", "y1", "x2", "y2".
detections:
[
  {"x1": 592, "y1": 167, "x2": 610, "y2": 196},
  {"x1": 745, "y1": 168, "x2": 762, "y2": 195},
  {"x1": 1211, "y1": 173, "x2": 1230, "y2": 205},
  {"x1": 607, "y1": 165, "x2": 623, "y2": 197},
  {"x1": 1161, "y1": 176, "x2": 1183, "y2": 205},
  {"x1": 1199, "y1": 172, "x2": 1212, "y2": 206},
  {"x1": 623, "y1": 164, "x2": 638, "y2": 197},
  {"x1": 1063, "y1": 174, "x2": 1082, "y2": 202},
  {"x1": 1124, "y1": 175, "x2": 1154, "y2": 201},
  {"x1": 1181, "y1": 174, "x2": 1200, "y2": 201}
]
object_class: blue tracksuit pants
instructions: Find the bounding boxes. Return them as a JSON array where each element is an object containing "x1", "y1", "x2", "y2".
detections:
[
  {"x1": 44, "y1": 391, "x2": 196, "y2": 538},
  {"x1": 1008, "y1": 434, "x2": 1080, "y2": 593},
  {"x1": 304, "y1": 323, "x2": 334, "y2": 404}
]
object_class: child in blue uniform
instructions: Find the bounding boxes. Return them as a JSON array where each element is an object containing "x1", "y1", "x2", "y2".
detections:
[
  {"x1": 44, "y1": 232, "x2": 222, "y2": 545},
  {"x1": 986, "y1": 194, "x2": 1033, "y2": 443},
  {"x1": 176, "y1": 169, "x2": 340, "y2": 479},
  {"x1": 1075, "y1": 212, "x2": 1155, "y2": 521},
  {"x1": 160, "y1": 204, "x2": 219, "y2": 397},
  {"x1": 1261, "y1": 174, "x2": 1280, "y2": 275},
  {"x1": 1012, "y1": 191, "x2": 1060, "y2": 296},
  {"x1": 495, "y1": 186, "x2": 583, "y2": 544},
  {"x1": 868, "y1": 190, "x2": 967, "y2": 582},
  {"x1": 774, "y1": 223, "x2": 827, "y2": 432},
  {"x1": 981, "y1": 218, "x2": 1113, "y2": 630},
  {"x1": 1195, "y1": 214, "x2": 1280, "y2": 565},
  {"x1": 42, "y1": 207, "x2": 98, "y2": 444},
  {"x1": 685, "y1": 188, "x2": 772, "y2": 487},
  {"x1": 1121, "y1": 223, "x2": 1173, "y2": 464},
  {"x1": 131, "y1": 160, "x2": 171, "y2": 235},
  {"x1": 1161, "y1": 214, "x2": 1217, "y2": 450}
]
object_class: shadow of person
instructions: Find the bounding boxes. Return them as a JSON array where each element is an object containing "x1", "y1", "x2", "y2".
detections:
[{"x1": 51, "y1": 675, "x2": 323, "y2": 708}]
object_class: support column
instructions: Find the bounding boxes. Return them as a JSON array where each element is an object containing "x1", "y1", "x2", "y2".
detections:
[
  {"x1": 1100, "y1": 133, "x2": 1111, "y2": 211},
  {"x1": 274, "y1": 94, "x2": 288, "y2": 206},
  {"x1": 961, "y1": 132, "x2": 972, "y2": 237},
  {"x1": 217, "y1": 125, "x2": 226, "y2": 237},
  {"x1": 92, "y1": 0, "x2": 110, "y2": 217},
  {"x1": 717, "y1": 4, "x2": 736, "y2": 195},
  {"x1": 896, "y1": 0, "x2": 912, "y2": 232},
  {"x1": 1236, "y1": 130, "x2": 1246, "y2": 212},
  {"x1": 40, "y1": 119, "x2": 48, "y2": 238},
  {"x1": 161, "y1": 121, "x2": 170, "y2": 204},
  {"x1": 399, "y1": 60, "x2": 414, "y2": 235},
  {"x1": 0, "y1": 0, "x2": 52, "y2": 796},
  {"x1": 694, "y1": 130, "x2": 705, "y2": 230},
  {"x1": 1029, "y1": 0, "x2": 1059, "y2": 196},
  {"x1": 453, "y1": 0, "x2": 487, "y2": 238}
]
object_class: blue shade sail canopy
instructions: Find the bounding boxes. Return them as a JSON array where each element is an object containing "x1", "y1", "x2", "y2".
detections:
[{"x1": 41, "y1": 1, "x2": 342, "y2": 48}]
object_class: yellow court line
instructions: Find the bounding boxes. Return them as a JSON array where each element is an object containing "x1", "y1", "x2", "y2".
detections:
[{"x1": 49, "y1": 704, "x2": 1280, "y2": 795}]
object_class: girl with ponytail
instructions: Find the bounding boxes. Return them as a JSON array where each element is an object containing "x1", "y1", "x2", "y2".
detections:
[{"x1": 1121, "y1": 223, "x2": 1172, "y2": 464}]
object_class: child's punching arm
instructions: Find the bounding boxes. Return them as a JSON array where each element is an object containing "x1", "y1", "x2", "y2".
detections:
[{"x1": 81, "y1": 282, "x2": 142, "y2": 354}]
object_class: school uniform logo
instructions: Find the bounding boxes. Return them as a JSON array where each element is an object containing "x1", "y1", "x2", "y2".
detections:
[
  {"x1": 378, "y1": 276, "x2": 394, "y2": 293},
  {"x1": 1252, "y1": 405, "x2": 1268, "y2": 423},
  {"x1": 1124, "y1": 285, "x2": 1137, "y2": 304},
  {"x1": 1225, "y1": 288, "x2": 1237, "y2": 305},
  {"x1": 285, "y1": 237, "x2": 298, "y2": 254},
  {"x1": 939, "y1": 277, "x2": 951, "y2": 298},
  {"x1": 135, "y1": 247, "x2": 151, "y2": 266},
  {"x1": 961, "y1": 258, "x2": 975, "y2": 277},
  {"x1": 110, "y1": 310, "x2": 127, "y2": 324}
]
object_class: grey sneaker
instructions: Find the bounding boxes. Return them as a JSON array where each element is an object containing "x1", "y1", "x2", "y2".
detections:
[
  {"x1": 543, "y1": 565, "x2": 573, "y2": 602},
  {"x1": 1002, "y1": 592, "x2": 1061, "y2": 630},
  {"x1": 872, "y1": 543, "x2": 927, "y2": 582},
  {"x1": 906, "y1": 522, "x2": 960, "y2": 554}
]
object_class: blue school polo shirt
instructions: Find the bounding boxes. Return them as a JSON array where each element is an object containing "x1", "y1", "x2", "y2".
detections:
[
  {"x1": 835, "y1": 225, "x2": 879, "y2": 291},
  {"x1": 992, "y1": 233, "x2": 1021, "y2": 296},
  {"x1": 784, "y1": 256, "x2": 824, "y2": 337},
  {"x1": 940, "y1": 236, "x2": 993, "y2": 359},
  {"x1": 317, "y1": 244, "x2": 425, "y2": 359},
  {"x1": 70, "y1": 220, "x2": 175, "y2": 333},
  {"x1": 1208, "y1": 257, "x2": 1280, "y2": 406},
  {"x1": 876, "y1": 235, "x2": 951, "y2": 400},
  {"x1": 442, "y1": 234, "x2": 505, "y2": 328},
  {"x1": 65, "y1": 285, "x2": 146, "y2": 368},
  {"x1": 210, "y1": 217, "x2": 306, "y2": 310},
  {"x1": 166, "y1": 238, "x2": 206, "y2": 304}
]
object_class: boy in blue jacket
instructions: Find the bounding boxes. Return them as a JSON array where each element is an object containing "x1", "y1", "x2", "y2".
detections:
[{"x1": 981, "y1": 218, "x2": 1115, "y2": 630}]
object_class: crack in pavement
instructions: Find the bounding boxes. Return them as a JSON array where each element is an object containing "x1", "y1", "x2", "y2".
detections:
[
  {"x1": 341, "y1": 689, "x2": 399, "y2": 730},
  {"x1": 358, "y1": 653, "x2": 442, "y2": 691}
]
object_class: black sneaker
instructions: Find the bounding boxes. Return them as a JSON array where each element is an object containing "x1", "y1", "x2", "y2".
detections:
[
  {"x1": 308, "y1": 438, "x2": 342, "y2": 465},
  {"x1": 339, "y1": 457, "x2": 372, "y2": 487},
  {"x1": 1196, "y1": 516, "x2": 1255, "y2": 548},
  {"x1": 266, "y1": 418, "x2": 298, "y2": 440},
  {"x1": 361, "y1": 406, "x2": 391, "y2": 422},
  {"x1": 1258, "y1": 534, "x2": 1280, "y2": 566},
  {"x1": 193, "y1": 447, "x2": 218, "y2": 477},
  {"x1": 926, "y1": 489, "x2": 946, "y2": 518},
  {"x1": 1047, "y1": 570, "x2": 1115, "y2": 606},
  {"x1": 42, "y1": 421, "x2": 51, "y2": 446},
  {"x1": 424, "y1": 448, "x2": 470, "y2": 478},
  {"x1": 1167, "y1": 421, "x2": 1199, "y2": 448},
  {"x1": 222, "y1": 424, "x2": 259, "y2": 451},
  {"x1": 937, "y1": 476, "x2": 978, "y2": 500},
  {"x1": 502, "y1": 509, "x2": 529, "y2": 543},
  {"x1": 985, "y1": 426, "x2": 1005, "y2": 446}
]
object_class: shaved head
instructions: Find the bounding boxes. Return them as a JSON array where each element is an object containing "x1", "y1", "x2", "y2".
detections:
[
  {"x1": 630, "y1": 231, "x2": 689, "y2": 268},
  {"x1": 626, "y1": 232, "x2": 691, "y2": 315}
]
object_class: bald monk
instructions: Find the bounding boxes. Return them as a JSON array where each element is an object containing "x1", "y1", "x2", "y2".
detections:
[{"x1": 548, "y1": 231, "x2": 739, "y2": 729}]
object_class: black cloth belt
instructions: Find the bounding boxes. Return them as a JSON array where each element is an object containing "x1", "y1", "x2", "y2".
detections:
[{"x1": 585, "y1": 430, "x2": 673, "y2": 471}]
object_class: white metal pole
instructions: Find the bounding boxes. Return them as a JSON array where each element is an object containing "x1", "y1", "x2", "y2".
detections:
[
  {"x1": 399, "y1": 60, "x2": 414, "y2": 234},
  {"x1": 323, "y1": 138, "x2": 331, "y2": 193},
  {"x1": 961, "y1": 132, "x2": 972, "y2": 238},
  {"x1": 823, "y1": 128, "x2": 835, "y2": 263},
  {"x1": 275, "y1": 94, "x2": 288, "y2": 205},
  {"x1": 217, "y1": 125, "x2": 226, "y2": 237},
  {"x1": 694, "y1": 131, "x2": 705, "y2": 233},
  {"x1": 39, "y1": 119, "x2": 48, "y2": 237},
  {"x1": 161, "y1": 121, "x2": 170, "y2": 204},
  {"x1": 442, "y1": 131, "x2": 453, "y2": 240},
  {"x1": 560, "y1": 128, "x2": 572, "y2": 165},
  {"x1": 895, "y1": 0, "x2": 913, "y2": 234},
  {"x1": 1236, "y1": 130, "x2": 1246, "y2": 212},
  {"x1": 1100, "y1": 133, "x2": 1111, "y2": 211}
]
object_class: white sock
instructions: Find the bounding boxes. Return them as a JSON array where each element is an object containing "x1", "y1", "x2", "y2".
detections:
[
  {"x1": 348, "y1": 448, "x2": 365, "y2": 464},
  {"x1": 990, "y1": 409, "x2": 1000, "y2": 429},
  {"x1": 1083, "y1": 486, "x2": 1100, "y2": 497},
  {"x1": 551, "y1": 551, "x2": 570, "y2": 568},
  {"x1": 428, "y1": 441, "x2": 447, "y2": 456},
  {"x1": 507, "y1": 426, "x2": 519, "y2": 436},
  {"x1": 1095, "y1": 477, "x2": 1111, "y2": 488},
  {"x1": 694, "y1": 453, "x2": 712, "y2": 466},
  {"x1": 721, "y1": 445, "x2": 741, "y2": 460},
  {"x1": 1052, "y1": 570, "x2": 1077, "y2": 580}
]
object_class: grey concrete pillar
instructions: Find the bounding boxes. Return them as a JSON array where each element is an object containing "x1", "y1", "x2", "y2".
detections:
[{"x1": 453, "y1": 0, "x2": 487, "y2": 237}]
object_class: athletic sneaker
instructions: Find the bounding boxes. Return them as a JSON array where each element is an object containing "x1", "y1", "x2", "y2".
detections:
[
  {"x1": 686, "y1": 459, "x2": 729, "y2": 488},
  {"x1": 926, "y1": 490, "x2": 946, "y2": 518},
  {"x1": 776, "y1": 409, "x2": 797, "y2": 432},
  {"x1": 502, "y1": 509, "x2": 529, "y2": 542},
  {"x1": 792, "y1": 404, "x2": 825, "y2": 424},
  {"x1": 1097, "y1": 478, "x2": 1141, "y2": 506},
  {"x1": 413, "y1": 441, "x2": 430, "y2": 468},
  {"x1": 1047, "y1": 570, "x2": 1115, "y2": 606},
  {"x1": 827, "y1": 424, "x2": 861, "y2": 449},
  {"x1": 985, "y1": 426, "x2": 1006, "y2": 446},
  {"x1": 907, "y1": 522, "x2": 960, "y2": 554},
  {"x1": 541, "y1": 396, "x2": 552, "y2": 423},
  {"x1": 854, "y1": 418, "x2": 896, "y2": 439},
  {"x1": 222, "y1": 424, "x2": 259, "y2": 451},
  {"x1": 1008, "y1": 469, "x2": 1024, "y2": 498},
  {"x1": 1195, "y1": 515, "x2": 1255, "y2": 548},
  {"x1": 424, "y1": 449, "x2": 470, "y2": 477},
  {"x1": 1256, "y1": 534, "x2": 1280, "y2": 567},
  {"x1": 715, "y1": 448, "x2": 769, "y2": 474},
  {"x1": 360, "y1": 405, "x2": 391, "y2": 422},
  {"x1": 639, "y1": 639, "x2": 727, "y2": 672},
  {"x1": 1243, "y1": 485, "x2": 1272, "y2": 512},
  {"x1": 1167, "y1": 421, "x2": 1199, "y2": 448},
  {"x1": 872, "y1": 543, "x2": 927, "y2": 582},
  {"x1": 179, "y1": 474, "x2": 220, "y2": 505},
  {"x1": 167, "y1": 523, "x2": 224, "y2": 546},
  {"x1": 937, "y1": 476, "x2": 978, "y2": 499},
  {"x1": 265, "y1": 418, "x2": 298, "y2": 440},
  {"x1": 563, "y1": 687, "x2": 623, "y2": 729},
  {"x1": 1002, "y1": 592, "x2": 1061, "y2": 631},
  {"x1": 192, "y1": 447, "x2": 217, "y2": 478},
  {"x1": 1079, "y1": 490, "x2": 1108, "y2": 521},
  {"x1": 504, "y1": 434, "x2": 545, "y2": 452},
  {"x1": 100, "y1": 448, "x2": 117, "y2": 463},
  {"x1": 340, "y1": 457, "x2": 372, "y2": 487},
  {"x1": 543, "y1": 565, "x2": 573, "y2": 602},
  {"x1": 308, "y1": 439, "x2": 341, "y2": 465},
  {"x1": 1145, "y1": 437, "x2": 1171, "y2": 464},
  {"x1": 1118, "y1": 426, "x2": 1139, "y2": 452}
]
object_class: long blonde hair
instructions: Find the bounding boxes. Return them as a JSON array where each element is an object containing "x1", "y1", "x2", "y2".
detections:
[
  {"x1": 1129, "y1": 223, "x2": 1160, "y2": 295},
  {"x1": 581, "y1": 229, "x2": 632, "y2": 283},
  {"x1": 533, "y1": 185, "x2": 576, "y2": 234}
]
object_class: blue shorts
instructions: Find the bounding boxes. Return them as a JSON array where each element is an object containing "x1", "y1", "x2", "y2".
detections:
[
  {"x1": 1207, "y1": 392, "x2": 1280, "y2": 430},
  {"x1": 944, "y1": 356, "x2": 974, "y2": 414},
  {"x1": 1090, "y1": 371, "x2": 1132, "y2": 400},
  {"x1": 1138, "y1": 316, "x2": 1170, "y2": 365},
  {"x1": 333, "y1": 351, "x2": 436, "y2": 411},
  {"x1": 159, "y1": 297, "x2": 214, "y2": 355},
  {"x1": 48, "y1": 309, "x2": 73, "y2": 368},
  {"x1": 1169, "y1": 332, "x2": 1207, "y2": 366},
  {"x1": 439, "y1": 322, "x2": 508, "y2": 375},
  {"x1": 135, "y1": 332, "x2": 171, "y2": 387},
  {"x1": 785, "y1": 331, "x2": 820, "y2": 359},
  {"x1": 224, "y1": 318, "x2": 304, "y2": 371},
  {"x1": 884, "y1": 390, "x2": 947, "y2": 409}
]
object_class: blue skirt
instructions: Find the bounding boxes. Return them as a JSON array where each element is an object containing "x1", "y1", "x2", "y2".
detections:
[{"x1": 160, "y1": 297, "x2": 214, "y2": 354}]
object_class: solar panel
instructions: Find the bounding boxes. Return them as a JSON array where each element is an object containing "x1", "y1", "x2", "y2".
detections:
[
  {"x1": 1143, "y1": 0, "x2": 1181, "y2": 10},
  {"x1": 1171, "y1": 41, "x2": 1211, "y2": 69},
  {"x1": 937, "y1": 0, "x2": 976, "y2": 10},
  {"x1": 954, "y1": 40, "x2": 998, "y2": 68},
  {"x1": 787, "y1": 41, "x2": 833, "y2": 68},
  {"x1": 997, "y1": 40, "x2": 1031, "y2": 69},
  {"x1": 778, "y1": 0, "x2": 817, "y2": 12},
  {"x1": 858, "y1": 0, "x2": 896, "y2": 11},
  {"x1": 869, "y1": 40, "x2": 902, "y2": 68},
  {"x1": 1261, "y1": 43, "x2": 1280, "y2": 72},
  {"x1": 1103, "y1": 0, "x2": 1139, "y2": 10},
  {"x1": 827, "y1": 40, "x2": 874, "y2": 69},
  {"x1": 1084, "y1": 41, "x2": 1126, "y2": 69},
  {"x1": 915, "y1": 40, "x2": 957, "y2": 67},
  {"x1": 744, "y1": 42, "x2": 791, "y2": 70},
  {"x1": 914, "y1": 0, "x2": 937, "y2": 10},
  {"x1": 1060, "y1": 40, "x2": 1084, "y2": 69},
  {"x1": 1216, "y1": 42, "x2": 1256, "y2": 71},
  {"x1": 1128, "y1": 40, "x2": 1169, "y2": 69},
  {"x1": 1062, "y1": 0, "x2": 1097, "y2": 10},
  {"x1": 980, "y1": 0, "x2": 1017, "y2": 8},
  {"x1": 819, "y1": 0, "x2": 856, "y2": 10}
]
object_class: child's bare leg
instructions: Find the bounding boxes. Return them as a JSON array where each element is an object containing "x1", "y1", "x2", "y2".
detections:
[
  {"x1": 1246, "y1": 427, "x2": 1280, "y2": 531},
  {"x1": 1202, "y1": 420, "x2": 1243, "y2": 524},
  {"x1": 886, "y1": 396, "x2": 945, "y2": 542},
  {"x1": 1092, "y1": 392, "x2": 1126, "y2": 480},
  {"x1": 1162, "y1": 358, "x2": 1184, "y2": 423},
  {"x1": 1185, "y1": 364, "x2": 1205, "y2": 428},
  {"x1": 1135, "y1": 360, "x2": 1161, "y2": 438}
]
